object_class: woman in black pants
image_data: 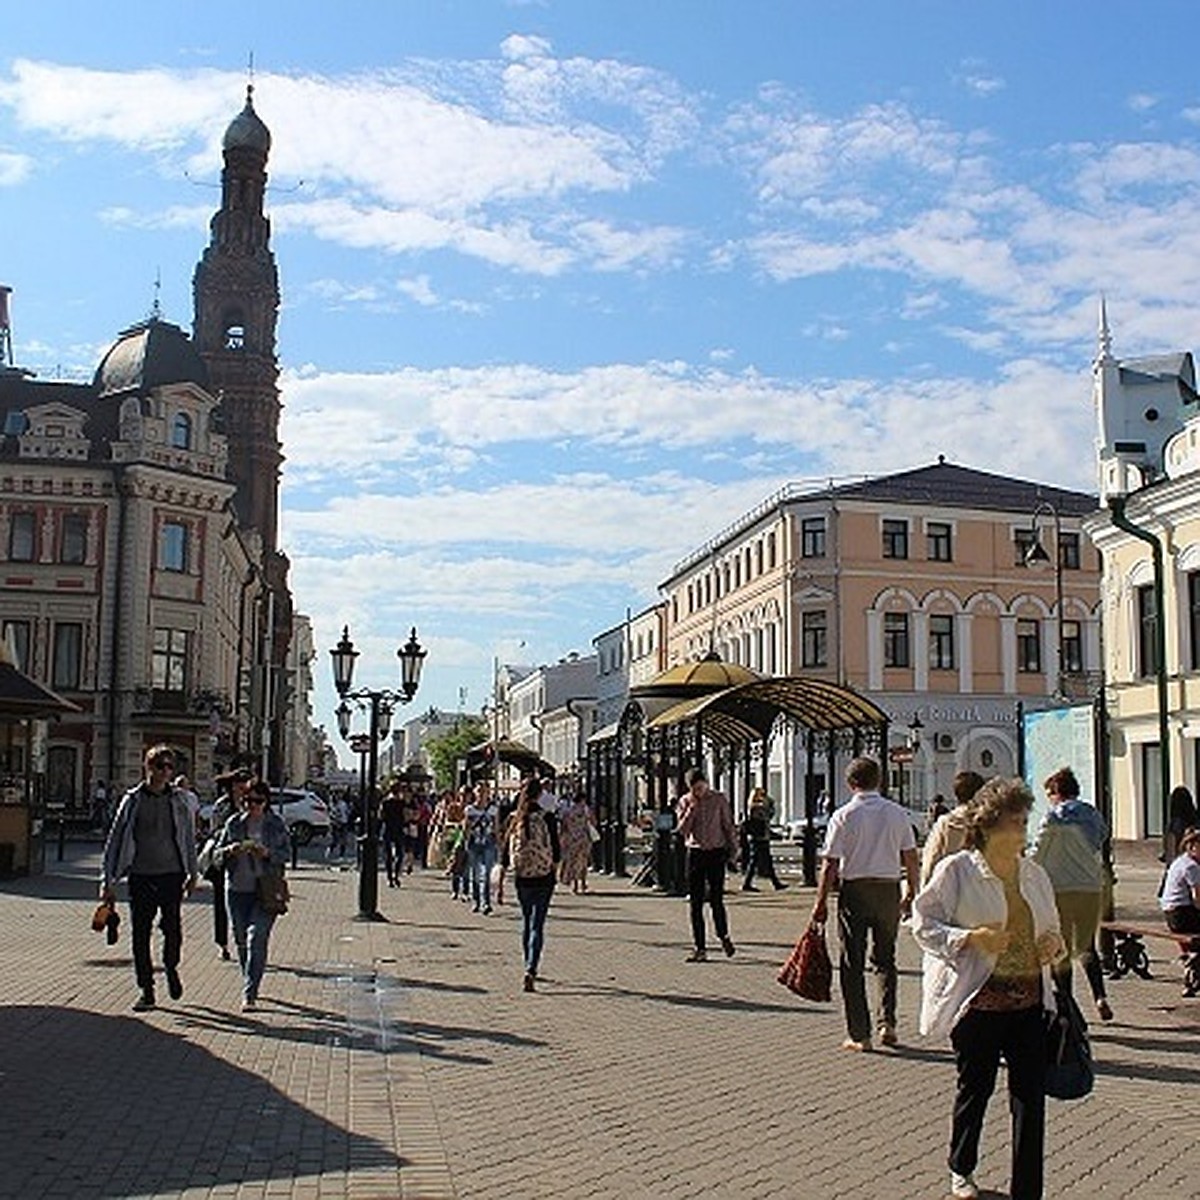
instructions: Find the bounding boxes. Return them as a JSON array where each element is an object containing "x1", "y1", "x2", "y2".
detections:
[{"x1": 206, "y1": 768, "x2": 251, "y2": 960}]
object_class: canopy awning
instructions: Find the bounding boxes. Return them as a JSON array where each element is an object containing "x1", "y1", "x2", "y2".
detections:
[
  {"x1": 465, "y1": 737, "x2": 557, "y2": 777},
  {"x1": 0, "y1": 661, "x2": 79, "y2": 722}
]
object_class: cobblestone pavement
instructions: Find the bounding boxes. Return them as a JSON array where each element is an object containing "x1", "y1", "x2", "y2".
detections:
[{"x1": 0, "y1": 840, "x2": 1196, "y2": 1199}]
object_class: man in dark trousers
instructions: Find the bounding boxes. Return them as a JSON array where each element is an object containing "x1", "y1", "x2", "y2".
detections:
[
  {"x1": 101, "y1": 745, "x2": 198, "y2": 1011},
  {"x1": 676, "y1": 766, "x2": 739, "y2": 962},
  {"x1": 811, "y1": 756, "x2": 919, "y2": 1051}
]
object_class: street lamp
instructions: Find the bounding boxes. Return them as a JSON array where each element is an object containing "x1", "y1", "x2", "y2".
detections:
[
  {"x1": 1025, "y1": 501, "x2": 1064, "y2": 692},
  {"x1": 330, "y1": 625, "x2": 427, "y2": 920},
  {"x1": 906, "y1": 714, "x2": 923, "y2": 807}
]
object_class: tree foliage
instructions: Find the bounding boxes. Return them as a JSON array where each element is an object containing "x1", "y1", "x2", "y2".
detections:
[{"x1": 424, "y1": 718, "x2": 488, "y2": 790}]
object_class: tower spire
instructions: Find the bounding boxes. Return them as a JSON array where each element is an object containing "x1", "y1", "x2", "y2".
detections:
[{"x1": 1095, "y1": 294, "x2": 1114, "y2": 367}]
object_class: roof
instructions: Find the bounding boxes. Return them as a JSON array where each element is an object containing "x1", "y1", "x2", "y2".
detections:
[
  {"x1": 631, "y1": 652, "x2": 760, "y2": 700},
  {"x1": 0, "y1": 373, "x2": 117, "y2": 462},
  {"x1": 0, "y1": 662, "x2": 79, "y2": 721},
  {"x1": 93, "y1": 316, "x2": 209, "y2": 398},
  {"x1": 644, "y1": 676, "x2": 888, "y2": 745},
  {"x1": 1119, "y1": 352, "x2": 1196, "y2": 394},
  {"x1": 223, "y1": 87, "x2": 271, "y2": 154}
]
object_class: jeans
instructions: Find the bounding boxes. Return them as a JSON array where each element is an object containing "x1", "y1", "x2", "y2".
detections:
[
  {"x1": 950, "y1": 1005, "x2": 1046, "y2": 1200},
  {"x1": 226, "y1": 887, "x2": 277, "y2": 1001},
  {"x1": 743, "y1": 841, "x2": 783, "y2": 888},
  {"x1": 687, "y1": 847, "x2": 730, "y2": 952},
  {"x1": 468, "y1": 843, "x2": 497, "y2": 908},
  {"x1": 516, "y1": 878, "x2": 555, "y2": 974},
  {"x1": 1051, "y1": 890, "x2": 1107, "y2": 1003},
  {"x1": 836, "y1": 878, "x2": 901, "y2": 1042},
  {"x1": 128, "y1": 872, "x2": 185, "y2": 994},
  {"x1": 383, "y1": 832, "x2": 403, "y2": 883}
]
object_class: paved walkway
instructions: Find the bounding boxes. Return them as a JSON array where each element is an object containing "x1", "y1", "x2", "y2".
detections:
[{"x1": 0, "y1": 841, "x2": 1196, "y2": 1199}]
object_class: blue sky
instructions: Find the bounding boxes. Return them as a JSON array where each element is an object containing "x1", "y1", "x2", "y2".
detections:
[{"x1": 4, "y1": 1, "x2": 1200, "y2": 750}]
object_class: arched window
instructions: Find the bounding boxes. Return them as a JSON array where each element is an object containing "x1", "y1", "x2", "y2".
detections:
[
  {"x1": 170, "y1": 412, "x2": 192, "y2": 450},
  {"x1": 222, "y1": 307, "x2": 247, "y2": 351}
]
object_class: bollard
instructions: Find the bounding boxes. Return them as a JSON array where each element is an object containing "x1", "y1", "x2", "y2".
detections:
[{"x1": 57, "y1": 816, "x2": 67, "y2": 862}]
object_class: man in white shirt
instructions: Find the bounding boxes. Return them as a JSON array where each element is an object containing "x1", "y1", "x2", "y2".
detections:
[{"x1": 811, "y1": 756, "x2": 919, "y2": 1051}]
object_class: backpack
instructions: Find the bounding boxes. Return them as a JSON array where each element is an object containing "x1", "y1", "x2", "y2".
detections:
[{"x1": 510, "y1": 811, "x2": 554, "y2": 878}]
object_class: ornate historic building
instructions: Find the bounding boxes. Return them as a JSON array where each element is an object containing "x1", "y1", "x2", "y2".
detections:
[{"x1": 0, "y1": 91, "x2": 303, "y2": 810}]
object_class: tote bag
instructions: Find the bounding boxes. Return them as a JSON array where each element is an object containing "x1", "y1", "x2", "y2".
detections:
[
  {"x1": 1045, "y1": 988, "x2": 1094, "y2": 1100},
  {"x1": 777, "y1": 921, "x2": 833, "y2": 1002}
]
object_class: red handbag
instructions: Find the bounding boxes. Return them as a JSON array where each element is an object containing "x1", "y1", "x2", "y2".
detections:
[{"x1": 777, "y1": 921, "x2": 832, "y2": 1002}]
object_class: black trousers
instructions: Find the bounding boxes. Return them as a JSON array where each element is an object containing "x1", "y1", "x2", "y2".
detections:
[
  {"x1": 687, "y1": 848, "x2": 730, "y2": 952},
  {"x1": 1165, "y1": 905, "x2": 1200, "y2": 934},
  {"x1": 950, "y1": 1005, "x2": 1046, "y2": 1200},
  {"x1": 128, "y1": 872, "x2": 185, "y2": 993},
  {"x1": 210, "y1": 866, "x2": 229, "y2": 949},
  {"x1": 836, "y1": 878, "x2": 900, "y2": 1042}
]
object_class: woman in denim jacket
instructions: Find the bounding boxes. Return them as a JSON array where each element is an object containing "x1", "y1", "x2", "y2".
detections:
[{"x1": 214, "y1": 778, "x2": 291, "y2": 1012}]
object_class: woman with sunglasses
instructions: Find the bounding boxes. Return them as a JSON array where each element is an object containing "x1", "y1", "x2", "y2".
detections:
[{"x1": 213, "y1": 779, "x2": 291, "y2": 1012}]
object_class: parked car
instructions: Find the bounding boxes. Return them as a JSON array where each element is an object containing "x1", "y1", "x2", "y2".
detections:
[{"x1": 197, "y1": 787, "x2": 330, "y2": 845}]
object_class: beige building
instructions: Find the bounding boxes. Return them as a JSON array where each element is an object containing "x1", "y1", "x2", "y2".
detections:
[
  {"x1": 659, "y1": 459, "x2": 1101, "y2": 821},
  {"x1": 1085, "y1": 312, "x2": 1200, "y2": 839}
]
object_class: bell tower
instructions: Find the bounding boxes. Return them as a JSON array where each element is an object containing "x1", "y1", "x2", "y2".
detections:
[{"x1": 193, "y1": 84, "x2": 282, "y2": 555}]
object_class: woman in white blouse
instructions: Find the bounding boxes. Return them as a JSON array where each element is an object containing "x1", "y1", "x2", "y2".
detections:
[{"x1": 912, "y1": 777, "x2": 1065, "y2": 1200}]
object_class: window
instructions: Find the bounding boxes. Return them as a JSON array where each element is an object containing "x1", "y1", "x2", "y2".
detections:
[
  {"x1": 766, "y1": 533, "x2": 776, "y2": 570},
  {"x1": 159, "y1": 521, "x2": 188, "y2": 572},
  {"x1": 883, "y1": 612, "x2": 910, "y2": 668},
  {"x1": 1014, "y1": 527, "x2": 1037, "y2": 566},
  {"x1": 801, "y1": 517, "x2": 826, "y2": 558},
  {"x1": 882, "y1": 518, "x2": 909, "y2": 559},
  {"x1": 8, "y1": 512, "x2": 36, "y2": 562},
  {"x1": 2, "y1": 619, "x2": 30, "y2": 672},
  {"x1": 801, "y1": 610, "x2": 827, "y2": 668},
  {"x1": 1017, "y1": 618, "x2": 1041, "y2": 673},
  {"x1": 755, "y1": 541, "x2": 764, "y2": 575},
  {"x1": 1191, "y1": 573, "x2": 1200, "y2": 671},
  {"x1": 1137, "y1": 584, "x2": 1160, "y2": 678},
  {"x1": 52, "y1": 622, "x2": 82, "y2": 690},
  {"x1": 929, "y1": 614, "x2": 955, "y2": 670},
  {"x1": 224, "y1": 321, "x2": 245, "y2": 351},
  {"x1": 153, "y1": 628, "x2": 189, "y2": 691},
  {"x1": 926, "y1": 521, "x2": 952, "y2": 562},
  {"x1": 1059, "y1": 531, "x2": 1081, "y2": 570},
  {"x1": 170, "y1": 412, "x2": 192, "y2": 450},
  {"x1": 59, "y1": 514, "x2": 87, "y2": 565},
  {"x1": 1061, "y1": 620, "x2": 1083, "y2": 673}
]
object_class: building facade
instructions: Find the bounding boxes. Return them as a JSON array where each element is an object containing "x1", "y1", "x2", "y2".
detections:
[
  {"x1": 0, "y1": 91, "x2": 306, "y2": 805},
  {"x1": 658, "y1": 460, "x2": 1101, "y2": 820},
  {"x1": 1085, "y1": 311, "x2": 1200, "y2": 839}
]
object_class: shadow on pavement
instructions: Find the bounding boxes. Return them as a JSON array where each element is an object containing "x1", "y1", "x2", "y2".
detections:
[{"x1": 0, "y1": 1005, "x2": 401, "y2": 1197}]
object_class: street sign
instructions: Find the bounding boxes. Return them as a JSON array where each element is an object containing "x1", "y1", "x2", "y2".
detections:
[{"x1": 888, "y1": 746, "x2": 914, "y2": 764}]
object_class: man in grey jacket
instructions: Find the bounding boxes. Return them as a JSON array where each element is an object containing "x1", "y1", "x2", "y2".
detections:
[{"x1": 101, "y1": 744, "x2": 198, "y2": 1011}]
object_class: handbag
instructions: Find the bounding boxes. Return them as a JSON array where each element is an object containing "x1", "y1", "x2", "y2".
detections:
[
  {"x1": 588, "y1": 822, "x2": 601, "y2": 843},
  {"x1": 1044, "y1": 988, "x2": 1094, "y2": 1100},
  {"x1": 197, "y1": 837, "x2": 218, "y2": 878},
  {"x1": 777, "y1": 920, "x2": 833, "y2": 1002},
  {"x1": 256, "y1": 868, "x2": 290, "y2": 917}
]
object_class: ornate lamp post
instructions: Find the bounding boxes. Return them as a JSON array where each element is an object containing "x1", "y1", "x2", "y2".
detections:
[
  {"x1": 330, "y1": 625, "x2": 426, "y2": 920},
  {"x1": 1024, "y1": 501, "x2": 1065, "y2": 692}
]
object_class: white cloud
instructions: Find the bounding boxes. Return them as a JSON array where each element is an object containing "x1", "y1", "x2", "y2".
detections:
[
  {"x1": 1128, "y1": 93, "x2": 1160, "y2": 113},
  {"x1": 396, "y1": 275, "x2": 439, "y2": 307},
  {"x1": 0, "y1": 151, "x2": 32, "y2": 186}
]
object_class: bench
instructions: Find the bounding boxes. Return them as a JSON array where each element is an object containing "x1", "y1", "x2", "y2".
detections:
[{"x1": 1100, "y1": 921, "x2": 1200, "y2": 996}]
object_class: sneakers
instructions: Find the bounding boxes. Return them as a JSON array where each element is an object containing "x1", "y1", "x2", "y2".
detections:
[
  {"x1": 219, "y1": 946, "x2": 231, "y2": 961},
  {"x1": 522, "y1": 972, "x2": 535, "y2": 992},
  {"x1": 166, "y1": 969, "x2": 183, "y2": 1001},
  {"x1": 685, "y1": 949, "x2": 708, "y2": 962},
  {"x1": 132, "y1": 991, "x2": 156, "y2": 1012},
  {"x1": 949, "y1": 1172, "x2": 979, "y2": 1198},
  {"x1": 840, "y1": 1037, "x2": 872, "y2": 1052},
  {"x1": 878, "y1": 1023, "x2": 898, "y2": 1047},
  {"x1": 721, "y1": 936, "x2": 736, "y2": 958},
  {"x1": 241, "y1": 997, "x2": 258, "y2": 1013},
  {"x1": 1097, "y1": 998, "x2": 1114, "y2": 1022}
]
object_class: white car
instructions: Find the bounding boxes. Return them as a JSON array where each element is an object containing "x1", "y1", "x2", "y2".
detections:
[{"x1": 197, "y1": 787, "x2": 331, "y2": 845}]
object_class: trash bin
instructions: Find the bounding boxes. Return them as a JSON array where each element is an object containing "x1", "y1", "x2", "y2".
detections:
[{"x1": 0, "y1": 843, "x2": 15, "y2": 877}]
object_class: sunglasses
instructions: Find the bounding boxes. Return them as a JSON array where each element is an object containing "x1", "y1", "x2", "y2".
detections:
[{"x1": 152, "y1": 758, "x2": 175, "y2": 770}]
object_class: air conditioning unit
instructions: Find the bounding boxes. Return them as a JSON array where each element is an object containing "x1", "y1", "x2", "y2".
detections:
[{"x1": 935, "y1": 732, "x2": 955, "y2": 752}]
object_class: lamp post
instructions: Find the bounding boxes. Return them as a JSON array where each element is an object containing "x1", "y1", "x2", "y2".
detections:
[
  {"x1": 330, "y1": 625, "x2": 426, "y2": 921},
  {"x1": 1024, "y1": 501, "x2": 1065, "y2": 694},
  {"x1": 907, "y1": 714, "x2": 923, "y2": 807}
]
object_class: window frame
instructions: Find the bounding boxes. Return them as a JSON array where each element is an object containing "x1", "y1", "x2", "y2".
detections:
[
  {"x1": 8, "y1": 512, "x2": 36, "y2": 562},
  {"x1": 926, "y1": 521, "x2": 952, "y2": 562},
  {"x1": 883, "y1": 611, "x2": 910, "y2": 668},
  {"x1": 170, "y1": 412, "x2": 193, "y2": 451},
  {"x1": 1061, "y1": 619, "x2": 1083, "y2": 673},
  {"x1": 158, "y1": 520, "x2": 189, "y2": 573},
  {"x1": 1016, "y1": 617, "x2": 1042, "y2": 673},
  {"x1": 152, "y1": 627, "x2": 190, "y2": 692},
  {"x1": 2, "y1": 619, "x2": 31, "y2": 672},
  {"x1": 59, "y1": 513, "x2": 87, "y2": 565},
  {"x1": 801, "y1": 609, "x2": 828, "y2": 669},
  {"x1": 928, "y1": 613, "x2": 955, "y2": 670},
  {"x1": 51, "y1": 622, "x2": 83, "y2": 691},
  {"x1": 1137, "y1": 584, "x2": 1160, "y2": 679},
  {"x1": 801, "y1": 516, "x2": 827, "y2": 559},
  {"x1": 1058, "y1": 531, "x2": 1081, "y2": 570},
  {"x1": 882, "y1": 518, "x2": 909, "y2": 560}
]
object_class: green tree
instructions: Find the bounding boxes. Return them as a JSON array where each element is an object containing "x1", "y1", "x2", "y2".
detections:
[{"x1": 424, "y1": 718, "x2": 488, "y2": 790}]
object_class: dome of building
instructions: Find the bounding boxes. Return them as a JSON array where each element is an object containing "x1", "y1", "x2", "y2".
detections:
[
  {"x1": 223, "y1": 86, "x2": 271, "y2": 154},
  {"x1": 93, "y1": 317, "x2": 210, "y2": 398},
  {"x1": 630, "y1": 650, "x2": 761, "y2": 700}
]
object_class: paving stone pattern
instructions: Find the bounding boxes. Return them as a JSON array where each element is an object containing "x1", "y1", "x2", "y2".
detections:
[{"x1": 0, "y1": 842, "x2": 1196, "y2": 1199}]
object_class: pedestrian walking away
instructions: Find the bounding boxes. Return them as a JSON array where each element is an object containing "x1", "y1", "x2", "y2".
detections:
[
  {"x1": 912, "y1": 776, "x2": 1065, "y2": 1200},
  {"x1": 505, "y1": 776, "x2": 561, "y2": 991},
  {"x1": 213, "y1": 778, "x2": 292, "y2": 1012},
  {"x1": 921, "y1": 771, "x2": 985, "y2": 888},
  {"x1": 810, "y1": 756, "x2": 918, "y2": 1050},
  {"x1": 380, "y1": 782, "x2": 406, "y2": 887},
  {"x1": 1032, "y1": 766, "x2": 1114, "y2": 1022},
  {"x1": 741, "y1": 786, "x2": 787, "y2": 891},
  {"x1": 676, "y1": 766, "x2": 738, "y2": 962},
  {"x1": 558, "y1": 787, "x2": 593, "y2": 894},
  {"x1": 100, "y1": 744, "x2": 199, "y2": 1011},
  {"x1": 205, "y1": 767, "x2": 253, "y2": 961}
]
